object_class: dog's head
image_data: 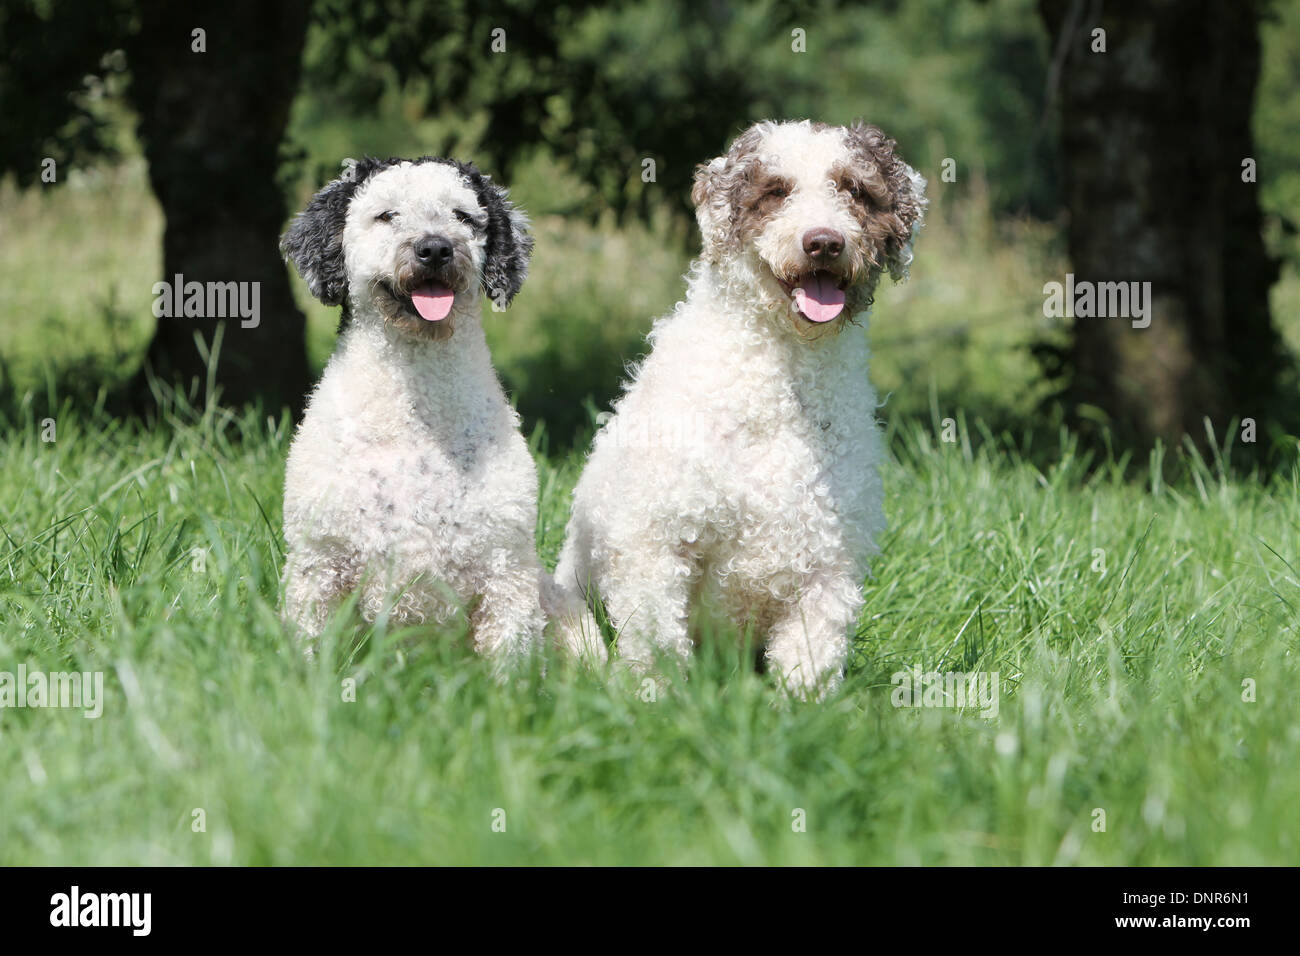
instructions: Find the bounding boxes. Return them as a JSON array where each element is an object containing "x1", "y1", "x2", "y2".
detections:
[
  {"x1": 692, "y1": 120, "x2": 925, "y2": 337},
  {"x1": 281, "y1": 156, "x2": 532, "y2": 340}
]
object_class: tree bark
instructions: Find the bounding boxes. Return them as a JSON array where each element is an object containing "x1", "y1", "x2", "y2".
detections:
[
  {"x1": 125, "y1": 0, "x2": 312, "y2": 415},
  {"x1": 1039, "y1": 0, "x2": 1282, "y2": 448}
]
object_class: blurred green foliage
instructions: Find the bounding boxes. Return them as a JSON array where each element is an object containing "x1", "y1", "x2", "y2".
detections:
[
  {"x1": 1258, "y1": 0, "x2": 1300, "y2": 264},
  {"x1": 0, "y1": 0, "x2": 133, "y2": 185},
  {"x1": 4, "y1": 0, "x2": 1299, "y2": 449},
  {"x1": 293, "y1": 0, "x2": 1059, "y2": 222}
]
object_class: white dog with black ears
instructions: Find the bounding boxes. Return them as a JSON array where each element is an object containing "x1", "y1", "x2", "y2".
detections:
[
  {"x1": 279, "y1": 156, "x2": 546, "y2": 671},
  {"x1": 554, "y1": 120, "x2": 926, "y2": 698}
]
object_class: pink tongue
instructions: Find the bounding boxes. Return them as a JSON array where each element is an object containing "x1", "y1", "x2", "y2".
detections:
[
  {"x1": 793, "y1": 273, "x2": 845, "y2": 323},
  {"x1": 410, "y1": 283, "x2": 455, "y2": 321}
]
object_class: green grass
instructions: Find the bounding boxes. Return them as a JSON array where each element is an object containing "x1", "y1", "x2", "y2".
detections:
[{"x1": 0, "y1": 390, "x2": 1296, "y2": 865}]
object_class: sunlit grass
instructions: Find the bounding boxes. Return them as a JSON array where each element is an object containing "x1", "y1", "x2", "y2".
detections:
[{"x1": 0, "y1": 388, "x2": 1295, "y2": 864}]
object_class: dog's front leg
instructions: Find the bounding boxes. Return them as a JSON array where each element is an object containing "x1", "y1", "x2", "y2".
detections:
[
  {"x1": 470, "y1": 548, "x2": 548, "y2": 673},
  {"x1": 765, "y1": 576, "x2": 861, "y2": 700},
  {"x1": 540, "y1": 572, "x2": 609, "y2": 664},
  {"x1": 604, "y1": 551, "x2": 696, "y2": 676},
  {"x1": 281, "y1": 547, "x2": 362, "y2": 658}
]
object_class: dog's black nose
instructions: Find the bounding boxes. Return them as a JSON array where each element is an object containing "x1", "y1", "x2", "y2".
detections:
[
  {"x1": 802, "y1": 228, "x2": 845, "y2": 261},
  {"x1": 414, "y1": 234, "x2": 454, "y2": 266}
]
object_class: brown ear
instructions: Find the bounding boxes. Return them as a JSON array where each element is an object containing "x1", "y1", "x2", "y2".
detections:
[
  {"x1": 691, "y1": 158, "x2": 724, "y2": 209},
  {"x1": 845, "y1": 122, "x2": 927, "y2": 281},
  {"x1": 692, "y1": 125, "x2": 769, "y2": 255},
  {"x1": 886, "y1": 162, "x2": 927, "y2": 281},
  {"x1": 691, "y1": 156, "x2": 729, "y2": 254}
]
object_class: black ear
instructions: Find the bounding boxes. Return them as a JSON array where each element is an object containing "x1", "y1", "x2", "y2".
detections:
[
  {"x1": 466, "y1": 168, "x2": 533, "y2": 309},
  {"x1": 280, "y1": 157, "x2": 393, "y2": 305}
]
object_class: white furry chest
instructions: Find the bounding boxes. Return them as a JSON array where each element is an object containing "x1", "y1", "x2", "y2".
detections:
[
  {"x1": 282, "y1": 327, "x2": 535, "y2": 575},
  {"x1": 287, "y1": 422, "x2": 523, "y2": 558},
  {"x1": 357, "y1": 437, "x2": 495, "y2": 539},
  {"x1": 710, "y1": 409, "x2": 877, "y2": 530},
  {"x1": 629, "y1": 351, "x2": 881, "y2": 574},
  {"x1": 699, "y1": 336, "x2": 879, "y2": 503}
]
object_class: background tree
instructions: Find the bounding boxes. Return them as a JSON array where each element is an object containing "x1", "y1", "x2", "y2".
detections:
[
  {"x1": 1, "y1": 0, "x2": 313, "y2": 414},
  {"x1": 1037, "y1": 0, "x2": 1291, "y2": 451},
  {"x1": 7, "y1": 0, "x2": 790, "y2": 416},
  {"x1": 0, "y1": 1, "x2": 131, "y2": 183},
  {"x1": 303, "y1": 0, "x2": 815, "y2": 222},
  {"x1": 6, "y1": 0, "x2": 1290, "y2": 452},
  {"x1": 124, "y1": 0, "x2": 314, "y2": 413}
]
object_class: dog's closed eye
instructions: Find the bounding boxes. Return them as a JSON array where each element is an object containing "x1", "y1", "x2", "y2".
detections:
[
  {"x1": 837, "y1": 178, "x2": 870, "y2": 206},
  {"x1": 453, "y1": 209, "x2": 487, "y2": 231},
  {"x1": 750, "y1": 176, "x2": 794, "y2": 214},
  {"x1": 839, "y1": 176, "x2": 896, "y2": 211}
]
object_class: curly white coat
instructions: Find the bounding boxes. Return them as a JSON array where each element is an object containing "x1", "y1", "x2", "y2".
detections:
[
  {"x1": 554, "y1": 121, "x2": 926, "y2": 697},
  {"x1": 282, "y1": 161, "x2": 545, "y2": 669}
]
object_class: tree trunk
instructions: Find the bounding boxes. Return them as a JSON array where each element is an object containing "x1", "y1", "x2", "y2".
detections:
[
  {"x1": 125, "y1": 0, "x2": 312, "y2": 415},
  {"x1": 1040, "y1": 0, "x2": 1281, "y2": 448}
]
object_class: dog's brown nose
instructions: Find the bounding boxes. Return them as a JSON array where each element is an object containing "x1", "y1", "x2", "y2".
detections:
[{"x1": 802, "y1": 228, "x2": 844, "y2": 261}]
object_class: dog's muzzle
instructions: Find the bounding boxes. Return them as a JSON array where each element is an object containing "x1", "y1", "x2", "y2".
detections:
[
  {"x1": 400, "y1": 233, "x2": 457, "y2": 323},
  {"x1": 777, "y1": 271, "x2": 848, "y2": 323},
  {"x1": 772, "y1": 228, "x2": 854, "y2": 324},
  {"x1": 378, "y1": 233, "x2": 471, "y2": 338}
]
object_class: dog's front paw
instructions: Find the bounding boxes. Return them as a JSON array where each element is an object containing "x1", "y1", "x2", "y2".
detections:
[{"x1": 552, "y1": 608, "x2": 609, "y2": 665}]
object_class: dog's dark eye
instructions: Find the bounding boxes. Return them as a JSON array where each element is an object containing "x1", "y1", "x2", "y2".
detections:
[
  {"x1": 843, "y1": 182, "x2": 864, "y2": 201},
  {"x1": 375, "y1": 210, "x2": 398, "y2": 223},
  {"x1": 767, "y1": 186, "x2": 789, "y2": 199}
]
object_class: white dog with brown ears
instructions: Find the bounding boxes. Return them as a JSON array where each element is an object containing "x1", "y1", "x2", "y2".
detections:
[
  {"x1": 279, "y1": 156, "x2": 547, "y2": 672},
  {"x1": 553, "y1": 120, "x2": 926, "y2": 697}
]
